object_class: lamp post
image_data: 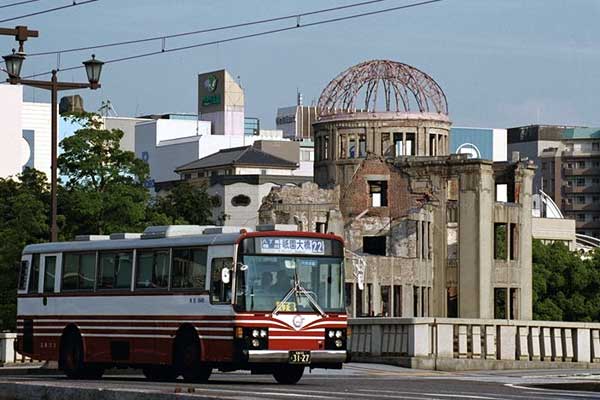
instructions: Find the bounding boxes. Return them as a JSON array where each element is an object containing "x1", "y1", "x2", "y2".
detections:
[{"x1": 2, "y1": 50, "x2": 104, "y2": 242}]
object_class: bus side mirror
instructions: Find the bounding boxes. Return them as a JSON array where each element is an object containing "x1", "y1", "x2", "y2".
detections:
[{"x1": 221, "y1": 267, "x2": 230, "y2": 284}]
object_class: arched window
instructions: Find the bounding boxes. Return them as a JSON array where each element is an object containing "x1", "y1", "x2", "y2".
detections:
[{"x1": 231, "y1": 194, "x2": 251, "y2": 207}]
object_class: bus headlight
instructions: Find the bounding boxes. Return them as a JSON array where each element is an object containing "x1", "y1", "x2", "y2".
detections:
[
  {"x1": 252, "y1": 329, "x2": 260, "y2": 338},
  {"x1": 251, "y1": 338, "x2": 260, "y2": 348},
  {"x1": 325, "y1": 329, "x2": 347, "y2": 350}
]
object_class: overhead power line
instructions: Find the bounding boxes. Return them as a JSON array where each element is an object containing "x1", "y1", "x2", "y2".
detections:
[
  {"x1": 0, "y1": 0, "x2": 98, "y2": 24},
  {"x1": 22, "y1": 0, "x2": 444, "y2": 79},
  {"x1": 0, "y1": 0, "x2": 46, "y2": 10},
  {"x1": 28, "y1": 0, "x2": 394, "y2": 57}
]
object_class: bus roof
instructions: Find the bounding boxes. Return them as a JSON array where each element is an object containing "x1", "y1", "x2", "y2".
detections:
[{"x1": 22, "y1": 232, "x2": 242, "y2": 254}]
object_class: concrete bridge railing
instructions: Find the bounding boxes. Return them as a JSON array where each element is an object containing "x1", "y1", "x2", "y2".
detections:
[{"x1": 349, "y1": 317, "x2": 600, "y2": 370}]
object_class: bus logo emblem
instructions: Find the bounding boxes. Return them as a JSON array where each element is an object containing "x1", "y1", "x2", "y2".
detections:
[{"x1": 292, "y1": 315, "x2": 304, "y2": 329}]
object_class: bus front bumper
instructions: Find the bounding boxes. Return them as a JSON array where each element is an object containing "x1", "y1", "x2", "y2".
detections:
[{"x1": 247, "y1": 350, "x2": 348, "y2": 364}]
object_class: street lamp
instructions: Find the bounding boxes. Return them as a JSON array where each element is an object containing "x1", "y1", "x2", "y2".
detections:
[
  {"x1": 2, "y1": 49, "x2": 24, "y2": 79},
  {"x1": 2, "y1": 50, "x2": 104, "y2": 242}
]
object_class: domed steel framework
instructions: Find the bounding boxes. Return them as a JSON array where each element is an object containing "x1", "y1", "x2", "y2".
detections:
[{"x1": 317, "y1": 60, "x2": 448, "y2": 116}]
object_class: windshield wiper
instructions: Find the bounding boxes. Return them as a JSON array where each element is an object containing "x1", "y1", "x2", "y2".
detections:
[{"x1": 272, "y1": 269, "x2": 327, "y2": 318}]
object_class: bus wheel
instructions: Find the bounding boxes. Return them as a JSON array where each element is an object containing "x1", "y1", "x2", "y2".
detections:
[
  {"x1": 174, "y1": 330, "x2": 212, "y2": 383},
  {"x1": 273, "y1": 365, "x2": 305, "y2": 384},
  {"x1": 143, "y1": 366, "x2": 177, "y2": 381},
  {"x1": 60, "y1": 331, "x2": 85, "y2": 379}
]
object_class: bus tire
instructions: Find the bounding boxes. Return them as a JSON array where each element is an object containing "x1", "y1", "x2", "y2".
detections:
[
  {"x1": 174, "y1": 329, "x2": 212, "y2": 383},
  {"x1": 273, "y1": 365, "x2": 305, "y2": 384},
  {"x1": 59, "y1": 331, "x2": 85, "y2": 379},
  {"x1": 143, "y1": 366, "x2": 177, "y2": 381}
]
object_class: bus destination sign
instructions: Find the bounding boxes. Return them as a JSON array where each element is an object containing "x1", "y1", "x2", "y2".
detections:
[{"x1": 260, "y1": 237, "x2": 325, "y2": 255}]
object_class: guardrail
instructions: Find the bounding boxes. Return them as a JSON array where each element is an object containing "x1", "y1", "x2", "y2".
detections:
[{"x1": 349, "y1": 318, "x2": 600, "y2": 369}]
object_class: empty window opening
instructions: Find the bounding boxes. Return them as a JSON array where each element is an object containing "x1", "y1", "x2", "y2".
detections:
[
  {"x1": 359, "y1": 135, "x2": 366, "y2": 157},
  {"x1": 324, "y1": 136, "x2": 329, "y2": 160},
  {"x1": 495, "y1": 183, "x2": 508, "y2": 202},
  {"x1": 356, "y1": 284, "x2": 364, "y2": 316},
  {"x1": 413, "y1": 286, "x2": 420, "y2": 317},
  {"x1": 367, "y1": 283, "x2": 374, "y2": 316},
  {"x1": 394, "y1": 133, "x2": 403, "y2": 156},
  {"x1": 405, "y1": 133, "x2": 415, "y2": 155},
  {"x1": 509, "y1": 223, "x2": 518, "y2": 261},
  {"x1": 345, "y1": 282, "x2": 353, "y2": 315},
  {"x1": 340, "y1": 136, "x2": 347, "y2": 159},
  {"x1": 381, "y1": 133, "x2": 391, "y2": 156},
  {"x1": 494, "y1": 223, "x2": 507, "y2": 260},
  {"x1": 447, "y1": 287, "x2": 458, "y2": 318},
  {"x1": 429, "y1": 134, "x2": 437, "y2": 156},
  {"x1": 510, "y1": 288, "x2": 519, "y2": 320},
  {"x1": 349, "y1": 136, "x2": 357, "y2": 158},
  {"x1": 363, "y1": 236, "x2": 387, "y2": 256},
  {"x1": 393, "y1": 285, "x2": 403, "y2": 317},
  {"x1": 315, "y1": 222, "x2": 328, "y2": 233},
  {"x1": 381, "y1": 285, "x2": 390, "y2": 317},
  {"x1": 369, "y1": 181, "x2": 388, "y2": 207},
  {"x1": 494, "y1": 288, "x2": 507, "y2": 319}
]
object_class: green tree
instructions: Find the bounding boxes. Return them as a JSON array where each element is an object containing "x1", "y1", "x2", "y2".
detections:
[
  {"x1": 152, "y1": 181, "x2": 218, "y2": 225},
  {"x1": 0, "y1": 168, "x2": 49, "y2": 330},
  {"x1": 532, "y1": 239, "x2": 600, "y2": 322},
  {"x1": 58, "y1": 113, "x2": 153, "y2": 236}
]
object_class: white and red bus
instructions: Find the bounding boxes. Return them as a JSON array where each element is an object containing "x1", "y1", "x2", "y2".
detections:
[{"x1": 15, "y1": 225, "x2": 348, "y2": 384}]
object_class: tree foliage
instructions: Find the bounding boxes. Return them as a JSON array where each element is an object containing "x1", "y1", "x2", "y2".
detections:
[
  {"x1": 152, "y1": 181, "x2": 218, "y2": 225},
  {"x1": 533, "y1": 239, "x2": 600, "y2": 322},
  {"x1": 0, "y1": 169, "x2": 49, "y2": 330},
  {"x1": 58, "y1": 113, "x2": 152, "y2": 236}
]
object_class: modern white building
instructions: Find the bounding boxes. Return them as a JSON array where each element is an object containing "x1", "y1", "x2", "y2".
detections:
[
  {"x1": 450, "y1": 127, "x2": 507, "y2": 161},
  {"x1": 0, "y1": 85, "x2": 55, "y2": 178}
]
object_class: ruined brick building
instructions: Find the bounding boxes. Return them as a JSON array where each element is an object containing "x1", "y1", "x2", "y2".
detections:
[{"x1": 259, "y1": 60, "x2": 535, "y2": 320}]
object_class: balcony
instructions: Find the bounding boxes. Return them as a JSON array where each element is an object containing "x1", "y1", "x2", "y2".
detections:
[
  {"x1": 563, "y1": 167, "x2": 600, "y2": 176},
  {"x1": 563, "y1": 203, "x2": 600, "y2": 211},
  {"x1": 562, "y1": 185, "x2": 600, "y2": 194}
]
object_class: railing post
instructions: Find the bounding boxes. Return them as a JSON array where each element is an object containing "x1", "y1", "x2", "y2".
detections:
[
  {"x1": 471, "y1": 325, "x2": 482, "y2": 359},
  {"x1": 575, "y1": 328, "x2": 591, "y2": 363},
  {"x1": 540, "y1": 327, "x2": 552, "y2": 361},
  {"x1": 484, "y1": 326, "x2": 496, "y2": 360},
  {"x1": 551, "y1": 328, "x2": 564, "y2": 361},
  {"x1": 497, "y1": 326, "x2": 517, "y2": 361},
  {"x1": 517, "y1": 326, "x2": 529, "y2": 360},
  {"x1": 436, "y1": 323, "x2": 454, "y2": 358},
  {"x1": 408, "y1": 321, "x2": 431, "y2": 357},
  {"x1": 529, "y1": 327, "x2": 541, "y2": 361},
  {"x1": 563, "y1": 329, "x2": 574, "y2": 362},
  {"x1": 458, "y1": 325, "x2": 468, "y2": 358},
  {"x1": 0, "y1": 333, "x2": 17, "y2": 365}
]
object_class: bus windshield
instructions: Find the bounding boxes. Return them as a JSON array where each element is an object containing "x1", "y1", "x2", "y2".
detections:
[{"x1": 235, "y1": 255, "x2": 344, "y2": 313}]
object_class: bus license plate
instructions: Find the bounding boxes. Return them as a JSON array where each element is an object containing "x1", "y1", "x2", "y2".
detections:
[{"x1": 289, "y1": 351, "x2": 311, "y2": 365}]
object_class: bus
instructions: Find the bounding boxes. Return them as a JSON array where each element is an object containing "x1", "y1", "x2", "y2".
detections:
[{"x1": 15, "y1": 225, "x2": 348, "y2": 384}]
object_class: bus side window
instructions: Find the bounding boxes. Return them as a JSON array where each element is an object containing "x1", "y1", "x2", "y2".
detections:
[
  {"x1": 62, "y1": 253, "x2": 95, "y2": 291},
  {"x1": 43, "y1": 256, "x2": 57, "y2": 293},
  {"x1": 18, "y1": 260, "x2": 29, "y2": 291},
  {"x1": 172, "y1": 248, "x2": 207, "y2": 290},
  {"x1": 98, "y1": 252, "x2": 133, "y2": 290},
  {"x1": 210, "y1": 258, "x2": 232, "y2": 303},
  {"x1": 136, "y1": 250, "x2": 169, "y2": 289},
  {"x1": 28, "y1": 254, "x2": 40, "y2": 294}
]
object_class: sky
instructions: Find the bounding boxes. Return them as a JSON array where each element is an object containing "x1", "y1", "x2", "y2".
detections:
[{"x1": 2, "y1": 0, "x2": 600, "y2": 129}]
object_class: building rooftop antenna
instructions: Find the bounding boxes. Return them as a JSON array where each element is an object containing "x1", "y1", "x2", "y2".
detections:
[{"x1": 98, "y1": 99, "x2": 118, "y2": 117}]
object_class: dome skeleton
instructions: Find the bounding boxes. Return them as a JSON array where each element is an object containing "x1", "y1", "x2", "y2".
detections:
[{"x1": 317, "y1": 60, "x2": 448, "y2": 116}]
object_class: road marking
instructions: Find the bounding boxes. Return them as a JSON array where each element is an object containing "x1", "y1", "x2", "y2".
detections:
[
  {"x1": 172, "y1": 386, "x2": 338, "y2": 399},
  {"x1": 246, "y1": 386, "x2": 448, "y2": 400},
  {"x1": 505, "y1": 383, "x2": 600, "y2": 398},
  {"x1": 355, "y1": 388, "x2": 497, "y2": 399}
]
